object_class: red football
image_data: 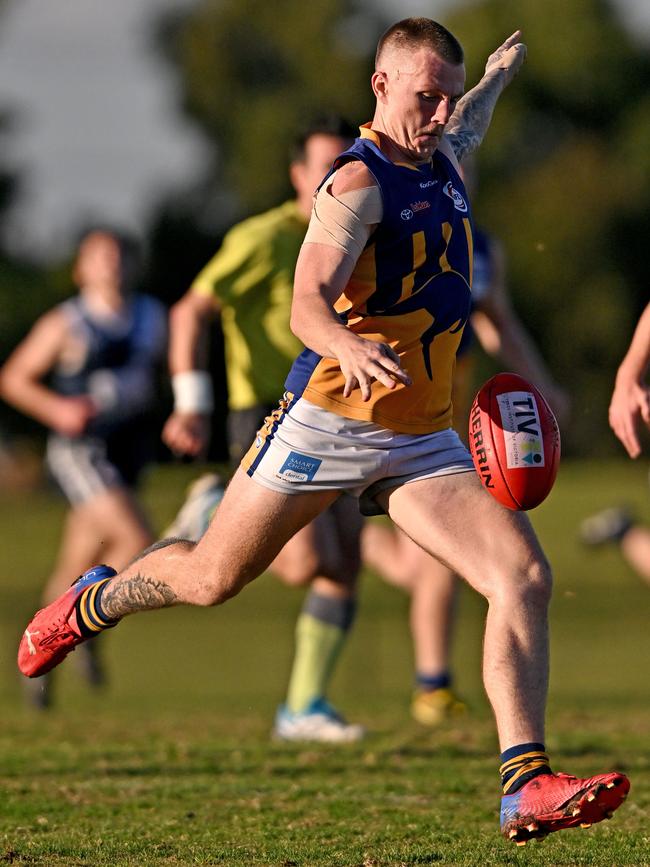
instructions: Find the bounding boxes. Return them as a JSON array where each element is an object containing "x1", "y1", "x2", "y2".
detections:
[{"x1": 468, "y1": 372, "x2": 561, "y2": 510}]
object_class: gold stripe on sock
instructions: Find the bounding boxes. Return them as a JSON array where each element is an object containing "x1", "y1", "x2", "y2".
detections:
[
  {"x1": 502, "y1": 760, "x2": 551, "y2": 795},
  {"x1": 80, "y1": 579, "x2": 113, "y2": 632},
  {"x1": 499, "y1": 751, "x2": 549, "y2": 775}
]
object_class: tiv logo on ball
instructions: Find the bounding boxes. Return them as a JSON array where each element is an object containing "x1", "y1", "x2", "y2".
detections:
[{"x1": 496, "y1": 391, "x2": 545, "y2": 469}]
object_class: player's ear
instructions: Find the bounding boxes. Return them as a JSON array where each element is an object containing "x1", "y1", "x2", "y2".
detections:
[
  {"x1": 289, "y1": 160, "x2": 303, "y2": 194},
  {"x1": 371, "y1": 70, "x2": 388, "y2": 101}
]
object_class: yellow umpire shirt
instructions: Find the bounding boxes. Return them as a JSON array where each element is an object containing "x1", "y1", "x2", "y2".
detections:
[{"x1": 191, "y1": 200, "x2": 306, "y2": 411}]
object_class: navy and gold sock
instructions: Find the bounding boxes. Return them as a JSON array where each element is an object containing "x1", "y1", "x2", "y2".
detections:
[
  {"x1": 416, "y1": 671, "x2": 451, "y2": 691},
  {"x1": 500, "y1": 742, "x2": 552, "y2": 795},
  {"x1": 75, "y1": 578, "x2": 119, "y2": 637}
]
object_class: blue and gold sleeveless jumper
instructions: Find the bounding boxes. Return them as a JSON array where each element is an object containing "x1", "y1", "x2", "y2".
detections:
[
  {"x1": 285, "y1": 126, "x2": 474, "y2": 435},
  {"x1": 48, "y1": 294, "x2": 166, "y2": 491}
]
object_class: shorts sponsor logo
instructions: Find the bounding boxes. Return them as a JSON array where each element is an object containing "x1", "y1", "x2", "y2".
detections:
[
  {"x1": 443, "y1": 181, "x2": 468, "y2": 213},
  {"x1": 496, "y1": 391, "x2": 545, "y2": 469},
  {"x1": 277, "y1": 450, "x2": 322, "y2": 483},
  {"x1": 400, "y1": 208, "x2": 414, "y2": 221},
  {"x1": 410, "y1": 200, "x2": 431, "y2": 213}
]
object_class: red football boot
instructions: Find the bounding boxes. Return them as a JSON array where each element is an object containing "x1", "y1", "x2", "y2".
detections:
[
  {"x1": 501, "y1": 771, "x2": 630, "y2": 845},
  {"x1": 18, "y1": 566, "x2": 117, "y2": 678}
]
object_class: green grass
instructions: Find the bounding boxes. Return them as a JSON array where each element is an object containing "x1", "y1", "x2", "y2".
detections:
[{"x1": 0, "y1": 460, "x2": 649, "y2": 865}]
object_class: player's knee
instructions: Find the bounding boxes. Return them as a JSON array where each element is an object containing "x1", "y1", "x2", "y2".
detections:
[
  {"x1": 489, "y1": 553, "x2": 552, "y2": 608},
  {"x1": 274, "y1": 551, "x2": 322, "y2": 588},
  {"x1": 519, "y1": 555, "x2": 553, "y2": 607}
]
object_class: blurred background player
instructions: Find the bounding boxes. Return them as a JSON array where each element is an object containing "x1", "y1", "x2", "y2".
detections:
[
  {"x1": 0, "y1": 227, "x2": 167, "y2": 707},
  {"x1": 362, "y1": 156, "x2": 569, "y2": 726},
  {"x1": 162, "y1": 117, "x2": 367, "y2": 742},
  {"x1": 580, "y1": 301, "x2": 650, "y2": 587}
]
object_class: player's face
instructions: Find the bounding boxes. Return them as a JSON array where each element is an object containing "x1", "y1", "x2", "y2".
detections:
[
  {"x1": 375, "y1": 48, "x2": 465, "y2": 164},
  {"x1": 74, "y1": 232, "x2": 123, "y2": 289},
  {"x1": 291, "y1": 133, "x2": 351, "y2": 207}
]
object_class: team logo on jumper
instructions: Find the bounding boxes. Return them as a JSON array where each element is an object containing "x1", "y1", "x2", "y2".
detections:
[
  {"x1": 443, "y1": 181, "x2": 468, "y2": 213},
  {"x1": 420, "y1": 179, "x2": 438, "y2": 189},
  {"x1": 277, "y1": 451, "x2": 322, "y2": 483},
  {"x1": 400, "y1": 208, "x2": 414, "y2": 221},
  {"x1": 410, "y1": 200, "x2": 431, "y2": 213},
  {"x1": 496, "y1": 391, "x2": 545, "y2": 469}
]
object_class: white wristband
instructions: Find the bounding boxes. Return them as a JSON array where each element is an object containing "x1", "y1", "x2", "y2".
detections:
[{"x1": 172, "y1": 370, "x2": 214, "y2": 414}]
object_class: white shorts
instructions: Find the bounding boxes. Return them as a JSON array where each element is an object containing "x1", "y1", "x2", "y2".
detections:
[
  {"x1": 241, "y1": 396, "x2": 475, "y2": 515},
  {"x1": 46, "y1": 431, "x2": 149, "y2": 505}
]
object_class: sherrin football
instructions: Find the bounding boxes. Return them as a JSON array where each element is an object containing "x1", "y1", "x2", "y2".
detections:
[{"x1": 468, "y1": 372, "x2": 561, "y2": 511}]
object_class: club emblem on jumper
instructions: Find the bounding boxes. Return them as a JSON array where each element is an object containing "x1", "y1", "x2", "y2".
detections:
[{"x1": 443, "y1": 181, "x2": 468, "y2": 213}]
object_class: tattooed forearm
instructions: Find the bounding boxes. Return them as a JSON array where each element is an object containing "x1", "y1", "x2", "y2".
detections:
[
  {"x1": 445, "y1": 32, "x2": 526, "y2": 161},
  {"x1": 444, "y1": 72, "x2": 505, "y2": 161},
  {"x1": 102, "y1": 573, "x2": 178, "y2": 618}
]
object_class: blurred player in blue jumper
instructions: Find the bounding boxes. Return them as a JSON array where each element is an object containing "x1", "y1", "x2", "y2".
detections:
[{"x1": 0, "y1": 227, "x2": 167, "y2": 706}]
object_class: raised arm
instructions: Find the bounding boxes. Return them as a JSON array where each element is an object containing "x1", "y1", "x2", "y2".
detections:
[
  {"x1": 442, "y1": 31, "x2": 527, "y2": 165},
  {"x1": 608, "y1": 302, "x2": 650, "y2": 458}
]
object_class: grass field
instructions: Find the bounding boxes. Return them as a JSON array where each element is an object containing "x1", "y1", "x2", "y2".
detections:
[{"x1": 0, "y1": 460, "x2": 649, "y2": 866}]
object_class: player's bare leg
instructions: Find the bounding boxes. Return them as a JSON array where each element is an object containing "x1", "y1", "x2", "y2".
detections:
[
  {"x1": 409, "y1": 557, "x2": 457, "y2": 677},
  {"x1": 102, "y1": 469, "x2": 340, "y2": 613},
  {"x1": 271, "y1": 496, "x2": 365, "y2": 742},
  {"x1": 18, "y1": 469, "x2": 339, "y2": 677},
  {"x1": 364, "y1": 525, "x2": 457, "y2": 675},
  {"x1": 363, "y1": 522, "x2": 464, "y2": 723},
  {"x1": 379, "y1": 471, "x2": 549, "y2": 749},
  {"x1": 380, "y1": 471, "x2": 629, "y2": 843},
  {"x1": 26, "y1": 489, "x2": 155, "y2": 707},
  {"x1": 45, "y1": 489, "x2": 153, "y2": 603},
  {"x1": 361, "y1": 520, "x2": 416, "y2": 591}
]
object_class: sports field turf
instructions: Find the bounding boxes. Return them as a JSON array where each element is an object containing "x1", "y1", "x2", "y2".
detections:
[{"x1": 0, "y1": 460, "x2": 648, "y2": 866}]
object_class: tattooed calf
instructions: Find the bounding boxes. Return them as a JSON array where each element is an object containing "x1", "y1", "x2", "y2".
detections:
[{"x1": 102, "y1": 573, "x2": 177, "y2": 619}]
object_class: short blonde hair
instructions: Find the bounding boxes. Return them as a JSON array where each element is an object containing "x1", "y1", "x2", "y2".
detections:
[{"x1": 375, "y1": 18, "x2": 464, "y2": 69}]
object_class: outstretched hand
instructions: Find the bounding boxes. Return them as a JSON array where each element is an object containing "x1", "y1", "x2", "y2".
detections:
[{"x1": 485, "y1": 31, "x2": 527, "y2": 87}]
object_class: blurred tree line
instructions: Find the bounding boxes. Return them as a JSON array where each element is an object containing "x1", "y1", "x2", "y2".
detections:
[{"x1": 1, "y1": 0, "x2": 649, "y2": 457}]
